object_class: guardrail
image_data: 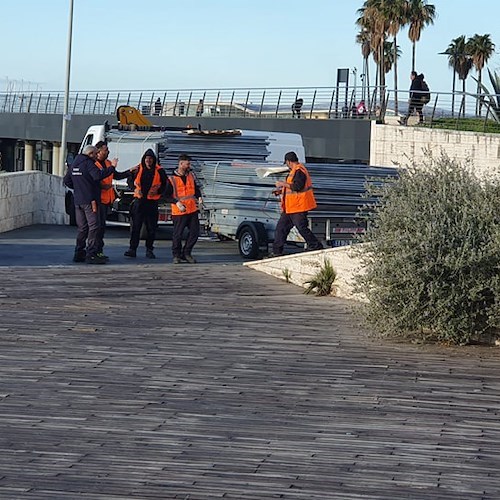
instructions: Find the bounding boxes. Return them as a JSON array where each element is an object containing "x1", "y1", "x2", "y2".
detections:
[{"x1": 0, "y1": 86, "x2": 498, "y2": 124}]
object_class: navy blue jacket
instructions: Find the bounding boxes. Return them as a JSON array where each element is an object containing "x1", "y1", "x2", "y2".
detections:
[{"x1": 64, "y1": 154, "x2": 115, "y2": 205}]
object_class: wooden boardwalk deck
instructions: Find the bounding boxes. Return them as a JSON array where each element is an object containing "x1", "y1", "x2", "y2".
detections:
[{"x1": 1, "y1": 263, "x2": 500, "y2": 499}]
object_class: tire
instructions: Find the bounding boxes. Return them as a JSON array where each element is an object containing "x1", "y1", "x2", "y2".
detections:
[{"x1": 238, "y1": 226, "x2": 259, "y2": 259}]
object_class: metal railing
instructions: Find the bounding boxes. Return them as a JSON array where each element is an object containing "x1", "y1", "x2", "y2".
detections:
[
  {"x1": 0, "y1": 86, "x2": 499, "y2": 125},
  {"x1": 0, "y1": 86, "x2": 383, "y2": 120}
]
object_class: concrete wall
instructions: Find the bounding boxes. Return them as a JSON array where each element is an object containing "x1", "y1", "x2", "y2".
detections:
[
  {"x1": 371, "y1": 123, "x2": 500, "y2": 178},
  {"x1": 0, "y1": 172, "x2": 67, "y2": 233},
  {"x1": 244, "y1": 246, "x2": 365, "y2": 301}
]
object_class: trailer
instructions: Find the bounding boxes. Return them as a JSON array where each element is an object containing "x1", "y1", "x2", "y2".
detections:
[{"x1": 195, "y1": 160, "x2": 399, "y2": 258}]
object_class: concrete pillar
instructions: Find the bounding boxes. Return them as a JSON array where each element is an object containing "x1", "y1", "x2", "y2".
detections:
[
  {"x1": 24, "y1": 141, "x2": 34, "y2": 171},
  {"x1": 52, "y1": 143, "x2": 61, "y2": 176}
]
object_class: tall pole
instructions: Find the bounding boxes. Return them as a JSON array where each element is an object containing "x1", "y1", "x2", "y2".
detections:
[{"x1": 58, "y1": 0, "x2": 74, "y2": 177}]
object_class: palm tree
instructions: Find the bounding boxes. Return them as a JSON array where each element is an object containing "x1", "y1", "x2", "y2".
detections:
[
  {"x1": 443, "y1": 36, "x2": 468, "y2": 117},
  {"x1": 383, "y1": 41, "x2": 402, "y2": 75},
  {"x1": 356, "y1": 28, "x2": 372, "y2": 103},
  {"x1": 407, "y1": 0, "x2": 436, "y2": 72},
  {"x1": 385, "y1": 0, "x2": 408, "y2": 114},
  {"x1": 467, "y1": 34, "x2": 495, "y2": 115},
  {"x1": 356, "y1": 1, "x2": 390, "y2": 106},
  {"x1": 445, "y1": 36, "x2": 473, "y2": 117}
]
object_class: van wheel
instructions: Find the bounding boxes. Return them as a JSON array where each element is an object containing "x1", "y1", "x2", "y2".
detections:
[{"x1": 238, "y1": 226, "x2": 259, "y2": 259}]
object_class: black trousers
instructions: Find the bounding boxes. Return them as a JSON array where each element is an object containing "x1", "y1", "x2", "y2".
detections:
[
  {"x1": 405, "y1": 97, "x2": 424, "y2": 122},
  {"x1": 172, "y1": 212, "x2": 200, "y2": 258},
  {"x1": 96, "y1": 203, "x2": 109, "y2": 254},
  {"x1": 129, "y1": 199, "x2": 158, "y2": 251},
  {"x1": 272, "y1": 211, "x2": 322, "y2": 255}
]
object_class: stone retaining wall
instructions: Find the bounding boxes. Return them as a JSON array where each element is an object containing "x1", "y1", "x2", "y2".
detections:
[
  {"x1": 370, "y1": 123, "x2": 500, "y2": 178},
  {"x1": 0, "y1": 172, "x2": 67, "y2": 233},
  {"x1": 244, "y1": 246, "x2": 365, "y2": 301}
]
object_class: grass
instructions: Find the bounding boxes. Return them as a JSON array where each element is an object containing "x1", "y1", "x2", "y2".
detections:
[{"x1": 425, "y1": 117, "x2": 500, "y2": 134}]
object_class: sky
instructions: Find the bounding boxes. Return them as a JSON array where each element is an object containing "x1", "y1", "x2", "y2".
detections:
[{"x1": 2, "y1": 0, "x2": 500, "y2": 94}]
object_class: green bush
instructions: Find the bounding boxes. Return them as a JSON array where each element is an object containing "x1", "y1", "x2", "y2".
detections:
[{"x1": 356, "y1": 152, "x2": 500, "y2": 345}]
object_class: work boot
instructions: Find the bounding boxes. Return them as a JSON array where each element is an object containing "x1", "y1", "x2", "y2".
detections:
[
  {"x1": 124, "y1": 249, "x2": 136, "y2": 258},
  {"x1": 73, "y1": 252, "x2": 86, "y2": 263},
  {"x1": 173, "y1": 257, "x2": 182, "y2": 264},
  {"x1": 185, "y1": 255, "x2": 197, "y2": 264},
  {"x1": 146, "y1": 249, "x2": 156, "y2": 259},
  {"x1": 86, "y1": 254, "x2": 107, "y2": 265}
]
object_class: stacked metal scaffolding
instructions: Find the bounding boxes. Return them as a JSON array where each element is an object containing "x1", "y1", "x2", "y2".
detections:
[
  {"x1": 196, "y1": 161, "x2": 399, "y2": 223},
  {"x1": 157, "y1": 132, "x2": 270, "y2": 171}
]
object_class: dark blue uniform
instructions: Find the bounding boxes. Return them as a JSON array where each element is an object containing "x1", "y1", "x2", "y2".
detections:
[{"x1": 64, "y1": 153, "x2": 115, "y2": 262}]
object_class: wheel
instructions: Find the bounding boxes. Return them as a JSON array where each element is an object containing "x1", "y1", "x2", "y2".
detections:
[{"x1": 238, "y1": 226, "x2": 259, "y2": 259}]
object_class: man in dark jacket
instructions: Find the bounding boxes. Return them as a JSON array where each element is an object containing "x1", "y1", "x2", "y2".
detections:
[
  {"x1": 63, "y1": 145, "x2": 117, "y2": 264},
  {"x1": 124, "y1": 149, "x2": 168, "y2": 259},
  {"x1": 400, "y1": 71, "x2": 425, "y2": 125}
]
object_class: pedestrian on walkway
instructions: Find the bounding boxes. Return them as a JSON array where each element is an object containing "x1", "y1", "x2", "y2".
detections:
[
  {"x1": 196, "y1": 99, "x2": 204, "y2": 117},
  {"x1": 292, "y1": 98, "x2": 303, "y2": 118},
  {"x1": 94, "y1": 141, "x2": 130, "y2": 260},
  {"x1": 63, "y1": 145, "x2": 117, "y2": 264},
  {"x1": 270, "y1": 151, "x2": 323, "y2": 257},
  {"x1": 167, "y1": 154, "x2": 203, "y2": 264},
  {"x1": 153, "y1": 98, "x2": 162, "y2": 116},
  {"x1": 400, "y1": 71, "x2": 425, "y2": 125},
  {"x1": 124, "y1": 149, "x2": 168, "y2": 259}
]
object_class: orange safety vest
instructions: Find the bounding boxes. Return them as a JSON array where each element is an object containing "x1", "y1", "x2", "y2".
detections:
[
  {"x1": 282, "y1": 163, "x2": 317, "y2": 214},
  {"x1": 96, "y1": 159, "x2": 115, "y2": 205},
  {"x1": 133, "y1": 164, "x2": 162, "y2": 200},
  {"x1": 170, "y1": 172, "x2": 198, "y2": 215}
]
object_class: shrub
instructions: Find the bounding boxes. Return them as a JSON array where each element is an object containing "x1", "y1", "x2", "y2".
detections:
[
  {"x1": 355, "y1": 152, "x2": 500, "y2": 345},
  {"x1": 304, "y1": 259, "x2": 337, "y2": 296}
]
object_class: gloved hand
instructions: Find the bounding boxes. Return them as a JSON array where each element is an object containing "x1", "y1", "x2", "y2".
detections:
[{"x1": 176, "y1": 201, "x2": 186, "y2": 213}]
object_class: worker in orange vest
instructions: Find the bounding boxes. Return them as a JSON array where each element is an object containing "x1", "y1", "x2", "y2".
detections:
[
  {"x1": 124, "y1": 149, "x2": 168, "y2": 259},
  {"x1": 270, "y1": 151, "x2": 323, "y2": 257},
  {"x1": 94, "y1": 141, "x2": 130, "y2": 260},
  {"x1": 167, "y1": 154, "x2": 203, "y2": 264}
]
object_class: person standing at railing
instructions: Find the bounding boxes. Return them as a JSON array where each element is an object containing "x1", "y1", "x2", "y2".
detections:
[
  {"x1": 196, "y1": 99, "x2": 204, "y2": 117},
  {"x1": 153, "y1": 98, "x2": 162, "y2": 116},
  {"x1": 292, "y1": 98, "x2": 303, "y2": 118},
  {"x1": 400, "y1": 71, "x2": 425, "y2": 125},
  {"x1": 356, "y1": 100, "x2": 367, "y2": 117}
]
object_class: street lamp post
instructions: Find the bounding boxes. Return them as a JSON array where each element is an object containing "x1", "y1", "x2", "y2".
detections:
[{"x1": 58, "y1": 0, "x2": 74, "y2": 177}]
